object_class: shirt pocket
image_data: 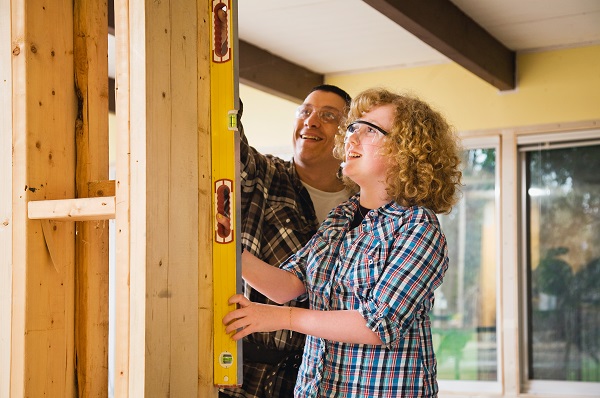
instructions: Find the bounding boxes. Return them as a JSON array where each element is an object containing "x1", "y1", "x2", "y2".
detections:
[
  {"x1": 304, "y1": 235, "x2": 333, "y2": 297},
  {"x1": 264, "y1": 203, "x2": 315, "y2": 236},
  {"x1": 348, "y1": 244, "x2": 383, "y2": 300}
]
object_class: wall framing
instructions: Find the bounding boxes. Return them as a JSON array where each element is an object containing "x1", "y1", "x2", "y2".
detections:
[{"x1": 3, "y1": 0, "x2": 217, "y2": 396}]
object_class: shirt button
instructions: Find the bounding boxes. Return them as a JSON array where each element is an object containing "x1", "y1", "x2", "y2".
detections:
[{"x1": 286, "y1": 218, "x2": 291, "y2": 223}]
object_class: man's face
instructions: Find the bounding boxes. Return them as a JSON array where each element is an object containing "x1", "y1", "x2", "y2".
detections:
[{"x1": 292, "y1": 90, "x2": 347, "y2": 168}]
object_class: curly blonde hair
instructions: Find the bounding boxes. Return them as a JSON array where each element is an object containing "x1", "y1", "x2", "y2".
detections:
[{"x1": 334, "y1": 88, "x2": 462, "y2": 214}]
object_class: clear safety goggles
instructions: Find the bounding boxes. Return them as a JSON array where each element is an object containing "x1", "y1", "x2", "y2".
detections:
[
  {"x1": 295, "y1": 105, "x2": 343, "y2": 124},
  {"x1": 344, "y1": 120, "x2": 389, "y2": 144}
]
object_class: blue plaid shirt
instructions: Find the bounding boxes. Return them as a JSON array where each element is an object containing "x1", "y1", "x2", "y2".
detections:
[
  {"x1": 221, "y1": 119, "x2": 352, "y2": 398},
  {"x1": 281, "y1": 194, "x2": 448, "y2": 397}
]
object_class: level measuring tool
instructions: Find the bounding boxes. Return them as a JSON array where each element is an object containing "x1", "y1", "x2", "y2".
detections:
[{"x1": 210, "y1": 0, "x2": 243, "y2": 387}]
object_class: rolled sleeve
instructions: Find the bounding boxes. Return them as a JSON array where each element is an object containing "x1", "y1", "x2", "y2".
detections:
[
  {"x1": 280, "y1": 253, "x2": 306, "y2": 283},
  {"x1": 357, "y1": 222, "x2": 447, "y2": 348}
]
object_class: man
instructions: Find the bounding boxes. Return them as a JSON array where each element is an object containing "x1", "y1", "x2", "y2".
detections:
[{"x1": 219, "y1": 85, "x2": 353, "y2": 398}]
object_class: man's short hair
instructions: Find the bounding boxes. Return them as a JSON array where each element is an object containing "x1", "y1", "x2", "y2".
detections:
[{"x1": 309, "y1": 84, "x2": 352, "y2": 108}]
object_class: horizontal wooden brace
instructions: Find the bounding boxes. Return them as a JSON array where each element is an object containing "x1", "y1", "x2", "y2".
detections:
[{"x1": 28, "y1": 196, "x2": 116, "y2": 221}]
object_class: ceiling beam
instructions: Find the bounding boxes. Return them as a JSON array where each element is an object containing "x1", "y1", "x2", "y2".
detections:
[
  {"x1": 239, "y1": 40, "x2": 323, "y2": 103},
  {"x1": 363, "y1": 0, "x2": 516, "y2": 91}
]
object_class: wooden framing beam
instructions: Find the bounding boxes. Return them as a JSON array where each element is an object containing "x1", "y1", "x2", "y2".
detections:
[
  {"x1": 1, "y1": 0, "x2": 12, "y2": 394},
  {"x1": 112, "y1": 0, "x2": 130, "y2": 394},
  {"x1": 11, "y1": 0, "x2": 78, "y2": 395},
  {"x1": 362, "y1": 0, "x2": 516, "y2": 91},
  {"x1": 28, "y1": 197, "x2": 116, "y2": 221},
  {"x1": 239, "y1": 40, "x2": 323, "y2": 103},
  {"x1": 73, "y1": 1, "x2": 110, "y2": 395}
]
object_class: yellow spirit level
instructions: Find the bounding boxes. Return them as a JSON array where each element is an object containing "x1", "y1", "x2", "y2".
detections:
[{"x1": 210, "y1": 0, "x2": 242, "y2": 387}]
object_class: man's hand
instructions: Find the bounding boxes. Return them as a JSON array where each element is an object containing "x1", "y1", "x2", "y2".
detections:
[{"x1": 216, "y1": 212, "x2": 231, "y2": 231}]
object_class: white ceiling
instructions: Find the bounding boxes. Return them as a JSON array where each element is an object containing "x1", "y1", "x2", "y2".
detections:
[{"x1": 238, "y1": 0, "x2": 600, "y2": 76}]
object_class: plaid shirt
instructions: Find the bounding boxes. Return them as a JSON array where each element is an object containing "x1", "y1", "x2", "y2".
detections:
[
  {"x1": 281, "y1": 195, "x2": 447, "y2": 397},
  {"x1": 221, "y1": 123, "x2": 350, "y2": 397}
]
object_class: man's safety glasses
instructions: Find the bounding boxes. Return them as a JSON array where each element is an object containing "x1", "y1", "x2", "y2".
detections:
[
  {"x1": 344, "y1": 120, "x2": 389, "y2": 144},
  {"x1": 295, "y1": 105, "x2": 343, "y2": 124}
]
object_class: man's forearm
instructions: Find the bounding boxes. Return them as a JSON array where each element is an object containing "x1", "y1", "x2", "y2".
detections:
[{"x1": 242, "y1": 251, "x2": 305, "y2": 303}]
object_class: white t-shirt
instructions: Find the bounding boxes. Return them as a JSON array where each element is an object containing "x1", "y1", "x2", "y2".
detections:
[{"x1": 301, "y1": 182, "x2": 350, "y2": 223}]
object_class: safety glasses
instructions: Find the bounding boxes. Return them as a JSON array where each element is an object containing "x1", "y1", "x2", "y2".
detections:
[
  {"x1": 295, "y1": 105, "x2": 343, "y2": 124},
  {"x1": 344, "y1": 120, "x2": 389, "y2": 144}
]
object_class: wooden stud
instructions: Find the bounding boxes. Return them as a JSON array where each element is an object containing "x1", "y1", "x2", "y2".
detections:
[
  {"x1": 74, "y1": 4, "x2": 111, "y2": 390},
  {"x1": 113, "y1": 0, "x2": 132, "y2": 394},
  {"x1": 11, "y1": 0, "x2": 77, "y2": 395},
  {"x1": 0, "y1": 0, "x2": 12, "y2": 394}
]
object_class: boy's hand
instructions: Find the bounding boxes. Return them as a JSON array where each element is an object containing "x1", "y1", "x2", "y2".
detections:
[{"x1": 223, "y1": 294, "x2": 288, "y2": 340}]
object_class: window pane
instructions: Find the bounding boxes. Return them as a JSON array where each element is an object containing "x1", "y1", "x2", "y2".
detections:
[
  {"x1": 436, "y1": 148, "x2": 498, "y2": 381},
  {"x1": 526, "y1": 143, "x2": 600, "y2": 382}
]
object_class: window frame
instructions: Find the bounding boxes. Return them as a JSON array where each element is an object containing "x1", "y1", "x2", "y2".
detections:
[
  {"x1": 438, "y1": 135, "x2": 503, "y2": 394},
  {"x1": 517, "y1": 128, "x2": 600, "y2": 396}
]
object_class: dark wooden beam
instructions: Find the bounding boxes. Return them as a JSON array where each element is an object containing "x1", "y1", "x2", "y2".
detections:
[
  {"x1": 108, "y1": 0, "x2": 114, "y2": 35},
  {"x1": 362, "y1": 0, "x2": 515, "y2": 91},
  {"x1": 239, "y1": 40, "x2": 323, "y2": 103},
  {"x1": 109, "y1": 77, "x2": 115, "y2": 113}
]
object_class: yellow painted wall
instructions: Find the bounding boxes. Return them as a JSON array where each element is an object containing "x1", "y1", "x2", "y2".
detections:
[
  {"x1": 240, "y1": 45, "x2": 600, "y2": 154},
  {"x1": 329, "y1": 45, "x2": 600, "y2": 132}
]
